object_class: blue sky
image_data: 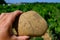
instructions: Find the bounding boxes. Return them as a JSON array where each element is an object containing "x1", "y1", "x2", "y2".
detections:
[{"x1": 5, "y1": 0, "x2": 60, "y2": 3}]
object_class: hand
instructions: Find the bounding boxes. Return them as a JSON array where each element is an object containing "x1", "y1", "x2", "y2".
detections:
[{"x1": 0, "y1": 10, "x2": 29, "y2": 40}]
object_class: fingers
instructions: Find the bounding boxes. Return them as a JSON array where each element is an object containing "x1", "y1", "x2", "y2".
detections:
[
  {"x1": 17, "y1": 36, "x2": 29, "y2": 40},
  {"x1": 8, "y1": 10, "x2": 22, "y2": 22},
  {"x1": 5, "y1": 10, "x2": 22, "y2": 28},
  {"x1": 11, "y1": 35, "x2": 29, "y2": 40},
  {"x1": 11, "y1": 10, "x2": 22, "y2": 18},
  {"x1": 0, "y1": 13, "x2": 10, "y2": 24},
  {"x1": 0, "y1": 10, "x2": 23, "y2": 40},
  {"x1": 0, "y1": 10, "x2": 22, "y2": 21},
  {"x1": 0, "y1": 10, "x2": 22, "y2": 33},
  {"x1": 0, "y1": 13, "x2": 6, "y2": 19}
]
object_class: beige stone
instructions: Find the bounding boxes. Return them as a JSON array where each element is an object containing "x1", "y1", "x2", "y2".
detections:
[{"x1": 18, "y1": 11, "x2": 48, "y2": 36}]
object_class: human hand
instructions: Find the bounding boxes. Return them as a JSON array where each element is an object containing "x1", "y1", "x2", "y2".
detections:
[{"x1": 0, "y1": 10, "x2": 29, "y2": 40}]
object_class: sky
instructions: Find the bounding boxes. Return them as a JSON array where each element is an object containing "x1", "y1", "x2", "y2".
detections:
[{"x1": 5, "y1": 0, "x2": 60, "y2": 3}]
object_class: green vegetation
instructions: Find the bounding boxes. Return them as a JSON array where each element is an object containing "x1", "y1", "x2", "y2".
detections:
[{"x1": 0, "y1": 3, "x2": 60, "y2": 40}]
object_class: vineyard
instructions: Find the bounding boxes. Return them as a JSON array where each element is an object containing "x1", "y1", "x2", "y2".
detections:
[{"x1": 0, "y1": 3, "x2": 60, "y2": 40}]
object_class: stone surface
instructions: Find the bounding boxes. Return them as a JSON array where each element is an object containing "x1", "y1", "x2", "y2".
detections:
[{"x1": 18, "y1": 11, "x2": 48, "y2": 36}]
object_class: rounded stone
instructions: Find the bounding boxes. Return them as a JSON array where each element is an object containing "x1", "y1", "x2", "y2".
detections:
[{"x1": 18, "y1": 11, "x2": 48, "y2": 36}]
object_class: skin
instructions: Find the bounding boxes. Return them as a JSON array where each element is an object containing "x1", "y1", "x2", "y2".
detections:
[{"x1": 0, "y1": 10, "x2": 29, "y2": 40}]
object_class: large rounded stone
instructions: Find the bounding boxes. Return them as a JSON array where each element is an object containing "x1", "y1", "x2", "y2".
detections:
[{"x1": 18, "y1": 11, "x2": 48, "y2": 36}]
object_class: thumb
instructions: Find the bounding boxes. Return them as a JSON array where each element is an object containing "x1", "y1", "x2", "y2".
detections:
[
  {"x1": 11, "y1": 35, "x2": 30, "y2": 40},
  {"x1": 17, "y1": 36, "x2": 30, "y2": 40}
]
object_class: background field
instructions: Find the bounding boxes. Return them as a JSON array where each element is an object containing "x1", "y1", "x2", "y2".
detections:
[{"x1": 0, "y1": 3, "x2": 60, "y2": 40}]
